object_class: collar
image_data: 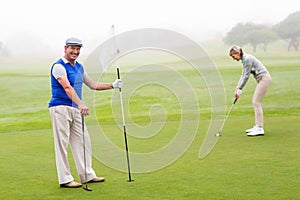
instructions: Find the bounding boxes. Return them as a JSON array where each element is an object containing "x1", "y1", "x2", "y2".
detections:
[
  {"x1": 61, "y1": 57, "x2": 77, "y2": 66},
  {"x1": 241, "y1": 54, "x2": 245, "y2": 64},
  {"x1": 61, "y1": 57, "x2": 70, "y2": 64}
]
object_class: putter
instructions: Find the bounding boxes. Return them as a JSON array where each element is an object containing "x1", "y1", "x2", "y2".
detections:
[
  {"x1": 215, "y1": 98, "x2": 238, "y2": 137},
  {"x1": 82, "y1": 115, "x2": 92, "y2": 191}
]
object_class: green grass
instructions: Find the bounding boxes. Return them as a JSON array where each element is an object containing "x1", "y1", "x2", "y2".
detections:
[{"x1": 0, "y1": 52, "x2": 299, "y2": 199}]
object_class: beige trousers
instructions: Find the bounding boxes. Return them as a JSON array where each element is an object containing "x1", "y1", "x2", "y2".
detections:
[
  {"x1": 252, "y1": 74, "x2": 272, "y2": 127},
  {"x1": 49, "y1": 105, "x2": 96, "y2": 184}
]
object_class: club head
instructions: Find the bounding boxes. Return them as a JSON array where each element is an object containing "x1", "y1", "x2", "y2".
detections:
[{"x1": 83, "y1": 185, "x2": 92, "y2": 191}]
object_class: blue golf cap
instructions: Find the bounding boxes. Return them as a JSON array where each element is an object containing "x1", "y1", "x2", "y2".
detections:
[{"x1": 65, "y1": 37, "x2": 83, "y2": 47}]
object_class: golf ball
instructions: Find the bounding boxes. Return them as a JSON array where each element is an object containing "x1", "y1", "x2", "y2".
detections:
[{"x1": 215, "y1": 133, "x2": 221, "y2": 137}]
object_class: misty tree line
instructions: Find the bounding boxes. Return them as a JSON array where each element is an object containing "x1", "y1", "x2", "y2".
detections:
[
  {"x1": 224, "y1": 10, "x2": 300, "y2": 52},
  {"x1": 1, "y1": 11, "x2": 299, "y2": 56}
]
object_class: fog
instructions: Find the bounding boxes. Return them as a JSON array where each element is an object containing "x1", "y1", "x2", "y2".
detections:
[{"x1": 0, "y1": 0, "x2": 299, "y2": 57}]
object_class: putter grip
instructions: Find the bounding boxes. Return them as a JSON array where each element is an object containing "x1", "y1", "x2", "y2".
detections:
[
  {"x1": 233, "y1": 98, "x2": 238, "y2": 104},
  {"x1": 81, "y1": 115, "x2": 84, "y2": 131}
]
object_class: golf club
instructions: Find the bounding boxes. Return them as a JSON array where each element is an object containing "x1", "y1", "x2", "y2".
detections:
[
  {"x1": 82, "y1": 115, "x2": 92, "y2": 191},
  {"x1": 215, "y1": 98, "x2": 238, "y2": 137},
  {"x1": 111, "y1": 25, "x2": 133, "y2": 182}
]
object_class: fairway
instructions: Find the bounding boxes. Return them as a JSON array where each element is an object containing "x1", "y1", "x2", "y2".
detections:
[{"x1": 0, "y1": 52, "x2": 299, "y2": 199}]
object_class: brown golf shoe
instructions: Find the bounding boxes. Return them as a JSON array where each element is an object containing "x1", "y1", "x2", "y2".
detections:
[
  {"x1": 60, "y1": 181, "x2": 82, "y2": 188},
  {"x1": 85, "y1": 177, "x2": 105, "y2": 183}
]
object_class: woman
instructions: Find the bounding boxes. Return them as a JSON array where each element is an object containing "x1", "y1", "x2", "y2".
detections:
[{"x1": 229, "y1": 45, "x2": 272, "y2": 136}]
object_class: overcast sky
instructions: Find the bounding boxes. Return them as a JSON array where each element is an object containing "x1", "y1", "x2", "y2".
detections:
[{"x1": 1, "y1": 0, "x2": 299, "y2": 55}]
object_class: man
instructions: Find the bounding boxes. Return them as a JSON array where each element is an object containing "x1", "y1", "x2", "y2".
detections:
[{"x1": 49, "y1": 37, "x2": 122, "y2": 188}]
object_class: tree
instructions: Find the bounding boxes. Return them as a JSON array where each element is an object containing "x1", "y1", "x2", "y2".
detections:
[
  {"x1": 245, "y1": 25, "x2": 278, "y2": 52},
  {"x1": 223, "y1": 23, "x2": 252, "y2": 47},
  {"x1": 273, "y1": 11, "x2": 300, "y2": 51},
  {"x1": 224, "y1": 23, "x2": 278, "y2": 52}
]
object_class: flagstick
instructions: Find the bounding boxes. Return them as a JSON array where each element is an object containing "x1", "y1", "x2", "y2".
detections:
[{"x1": 112, "y1": 25, "x2": 133, "y2": 182}]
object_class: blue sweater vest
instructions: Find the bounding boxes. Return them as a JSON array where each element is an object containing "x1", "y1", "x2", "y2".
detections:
[{"x1": 48, "y1": 58, "x2": 84, "y2": 108}]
